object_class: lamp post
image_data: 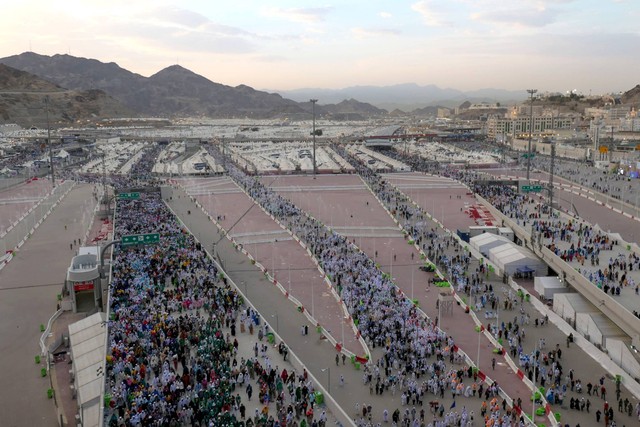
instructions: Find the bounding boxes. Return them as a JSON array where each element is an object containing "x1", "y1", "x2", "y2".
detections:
[
  {"x1": 477, "y1": 328, "x2": 482, "y2": 370},
  {"x1": 310, "y1": 99, "x2": 318, "y2": 179},
  {"x1": 321, "y1": 367, "x2": 330, "y2": 392},
  {"x1": 271, "y1": 313, "x2": 279, "y2": 333},
  {"x1": 526, "y1": 89, "x2": 537, "y2": 182},
  {"x1": 44, "y1": 96, "x2": 55, "y2": 187},
  {"x1": 532, "y1": 342, "x2": 538, "y2": 423}
]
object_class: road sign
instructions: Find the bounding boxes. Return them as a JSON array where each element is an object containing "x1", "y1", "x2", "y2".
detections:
[
  {"x1": 121, "y1": 233, "x2": 160, "y2": 247},
  {"x1": 521, "y1": 153, "x2": 536, "y2": 159},
  {"x1": 118, "y1": 192, "x2": 140, "y2": 200},
  {"x1": 522, "y1": 185, "x2": 543, "y2": 193}
]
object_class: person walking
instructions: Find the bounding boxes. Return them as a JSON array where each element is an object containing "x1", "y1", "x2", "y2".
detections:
[{"x1": 492, "y1": 358, "x2": 496, "y2": 370}]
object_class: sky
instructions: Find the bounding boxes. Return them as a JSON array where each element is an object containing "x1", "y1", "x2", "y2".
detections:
[{"x1": 0, "y1": 0, "x2": 638, "y2": 94}]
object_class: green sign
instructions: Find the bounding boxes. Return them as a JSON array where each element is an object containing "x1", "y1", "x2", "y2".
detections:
[
  {"x1": 522, "y1": 185, "x2": 543, "y2": 193},
  {"x1": 521, "y1": 153, "x2": 535, "y2": 159},
  {"x1": 121, "y1": 233, "x2": 160, "y2": 247},
  {"x1": 118, "y1": 192, "x2": 140, "y2": 200}
]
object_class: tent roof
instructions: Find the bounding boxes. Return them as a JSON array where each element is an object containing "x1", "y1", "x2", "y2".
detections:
[{"x1": 69, "y1": 312, "x2": 106, "y2": 427}]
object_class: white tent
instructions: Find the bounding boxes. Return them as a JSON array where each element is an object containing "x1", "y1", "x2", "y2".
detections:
[
  {"x1": 55, "y1": 149, "x2": 70, "y2": 159},
  {"x1": 488, "y1": 244, "x2": 546, "y2": 276},
  {"x1": 0, "y1": 167, "x2": 16, "y2": 176},
  {"x1": 576, "y1": 312, "x2": 626, "y2": 348},
  {"x1": 553, "y1": 292, "x2": 595, "y2": 326},
  {"x1": 470, "y1": 233, "x2": 511, "y2": 256},
  {"x1": 534, "y1": 276, "x2": 568, "y2": 299}
]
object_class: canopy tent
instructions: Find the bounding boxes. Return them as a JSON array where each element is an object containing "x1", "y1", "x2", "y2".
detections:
[
  {"x1": 469, "y1": 233, "x2": 511, "y2": 256},
  {"x1": 488, "y1": 244, "x2": 547, "y2": 276},
  {"x1": 534, "y1": 276, "x2": 568, "y2": 299},
  {"x1": 69, "y1": 312, "x2": 106, "y2": 427},
  {"x1": 55, "y1": 149, "x2": 70, "y2": 159},
  {"x1": 553, "y1": 292, "x2": 594, "y2": 326}
]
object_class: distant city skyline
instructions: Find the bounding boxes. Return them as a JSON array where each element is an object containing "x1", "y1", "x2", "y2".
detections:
[{"x1": 1, "y1": 0, "x2": 638, "y2": 94}]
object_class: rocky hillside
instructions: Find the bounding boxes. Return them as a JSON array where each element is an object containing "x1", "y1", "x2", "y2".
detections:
[
  {"x1": 0, "y1": 52, "x2": 385, "y2": 119},
  {"x1": 621, "y1": 84, "x2": 640, "y2": 107},
  {"x1": 0, "y1": 63, "x2": 131, "y2": 127}
]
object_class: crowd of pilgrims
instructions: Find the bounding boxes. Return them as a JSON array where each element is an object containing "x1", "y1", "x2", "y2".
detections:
[
  {"x1": 105, "y1": 191, "x2": 334, "y2": 426},
  {"x1": 204, "y1": 145, "x2": 537, "y2": 426},
  {"x1": 102, "y1": 140, "x2": 640, "y2": 427}
]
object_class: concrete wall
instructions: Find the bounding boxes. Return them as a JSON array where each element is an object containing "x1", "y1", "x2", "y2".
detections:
[{"x1": 606, "y1": 338, "x2": 640, "y2": 380}]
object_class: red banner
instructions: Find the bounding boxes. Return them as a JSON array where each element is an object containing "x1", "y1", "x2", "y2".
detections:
[
  {"x1": 73, "y1": 281, "x2": 94, "y2": 291},
  {"x1": 516, "y1": 369, "x2": 524, "y2": 380}
]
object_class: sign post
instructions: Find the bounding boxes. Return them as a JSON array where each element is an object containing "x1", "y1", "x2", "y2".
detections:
[
  {"x1": 522, "y1": 185, "x2": 543, "y2": 193},
  {"x1": 118, "y1": 192, "x2": 140, "y2": 200},
  {"x1": 121, "y1": 233, "x2": 160, "y2": 247}
]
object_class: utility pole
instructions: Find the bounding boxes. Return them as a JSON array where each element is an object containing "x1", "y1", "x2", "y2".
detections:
[
  {"x1": 310, "y1": 99, "x2": 318, "y2": 179},
  {"x1": 549, "y1": 139, "x2": 555, "y2": 216},
  {"x1": 44, "y1": 96, "x2": 55, "y2": 187},
  {"x1": 526, "y1": 89, "x2": 537, "y2": 181}
]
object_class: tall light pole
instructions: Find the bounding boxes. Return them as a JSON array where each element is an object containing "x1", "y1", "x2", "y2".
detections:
[
  {"x1": 44, "y1": 96, "x2": 55, "y2": 187},
  {"x1": 310, "y1": 99, "x2": 318, "y2": 179},
  {"x1": 526, "y1": 89, "x2": 537, "y2": 181}
]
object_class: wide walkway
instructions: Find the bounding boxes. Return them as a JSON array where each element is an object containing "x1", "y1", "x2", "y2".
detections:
[
  {"x1": 167, "y1": 185, "x2": 491, "y2": 425},
  {"x1": 0, "y1": 183, "x2": 96, "y2": 427}
]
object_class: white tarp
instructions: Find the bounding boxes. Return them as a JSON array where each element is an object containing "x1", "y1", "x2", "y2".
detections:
[
  {"x1": 69, "y1": 312, "x2": 106, "y2": 427},
  {"x1": 470, "y1": 233, "x2": 511, "y2": 256}
]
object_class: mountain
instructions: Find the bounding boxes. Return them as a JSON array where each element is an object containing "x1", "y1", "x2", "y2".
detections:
[
  {"x1": 620, "y1": 84, "x2": 640, "y2": 106},
  {"x1": 318, "y1": 98, "x2": 387, "y2": 120},
  {"x1": 276, "y1": 83, "x2": 526, "y2": 110},
  {"x1": 0, "y1": 53, "x2": 313, "y2": 119},
  {"x1": 0, "y1": 63, "x2": 131, "y2": 127}
]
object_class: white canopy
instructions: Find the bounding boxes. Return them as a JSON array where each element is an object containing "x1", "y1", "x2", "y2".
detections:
[
  {"x1": 470, "y1": 233, "x2": 511, "y2": 256},
  {"x1": 488, "y1": 244, "x2": 546, "y2": 276}
]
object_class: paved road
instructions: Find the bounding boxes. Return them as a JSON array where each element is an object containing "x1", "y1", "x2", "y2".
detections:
[
  {"x1": 0, "y1": 183, "x2": 96, "y2": 427},
  {"x1": 483, "y1": 168, "x2": 640, "y2": 243}
]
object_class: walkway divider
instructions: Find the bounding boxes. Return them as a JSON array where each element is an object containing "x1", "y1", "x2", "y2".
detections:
[{"x1": 176, "y1": 181, "x2": 371, "y2": 362}]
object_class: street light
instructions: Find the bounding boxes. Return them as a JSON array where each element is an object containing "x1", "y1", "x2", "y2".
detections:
[
  {"x1": 526, "y1": 89, "x2": 537, "y2": 182},
  {"x1": 271, "y1": 313, "x2": 279, "y2": 333},
  {"x1": 321, "y1": 367, "x2": 330, "y2": 392},
  {"x1": 44, "y1": 96, "x2": 55, "y2": 187},
  {"x1": 310, "y1": 99, "x2": 318, "y2": 179},
  {"x1": 477, "y1": 328, "x2": 482, "y2": 371}
]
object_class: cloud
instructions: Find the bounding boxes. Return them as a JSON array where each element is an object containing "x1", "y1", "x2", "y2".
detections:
[
  {"x1": 471, "y1": 6, "x2": 558, "y2": 28},
  {"x1": 466, "y1": 0, "x2": 579, "y2": 28},
  {"x1": 351, "y1": 27, "x2": 401, "y2": 39},
  {"x1": 263, "y1": 7, "x2": 332, "y2": 24},
  {"x1": 411, "y1": 0, "x2": 453, "y2": 27},
  {"x1": 379, "y1": 12, "x2": 392, "y2": 19}
]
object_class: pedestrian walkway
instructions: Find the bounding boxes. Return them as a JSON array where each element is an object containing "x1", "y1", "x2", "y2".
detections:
[{"x1": 0, "y1": 183, "x2": 97, "y2": 427}]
